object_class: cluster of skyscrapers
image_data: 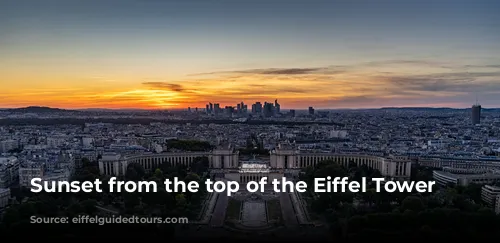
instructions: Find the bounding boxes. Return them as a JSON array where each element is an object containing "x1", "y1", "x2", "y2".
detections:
[{"x1": 205, "y1": 100, "x2": 282, "y2": 117}]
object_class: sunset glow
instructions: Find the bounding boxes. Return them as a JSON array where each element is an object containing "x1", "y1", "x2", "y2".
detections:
[{"x1": 1, "y1": 0, "x2": 499, "y2": 109}]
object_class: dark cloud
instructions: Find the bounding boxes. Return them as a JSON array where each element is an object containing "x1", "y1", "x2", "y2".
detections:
[
  {"x1": 251, "y1": 68, "x2": 322, "y2": 75},
  {"x1": 243, "y1": 84, "x2": 313, "y2": 94},
  {"x1": 189, "y1": 67, "x2": 341, "y2": 76},
  {"x1": 185, "y1": 60, "x2": 500, "y2": 100},
  {"x1": 248, "y1": 84, "x2": 267, "y2": 88},
  {"x1": 187, "y1": 60, "x2": 450, "y2": 77},
  {"x1": 142, "y1": 82, "x2": 184, "y2": 92},
  {"x1": 380, "y1": 71, "x2": 500, "y2": 93},
  {"x1": 462, "y1": 64, "x2": 500, "y2": 69},
  {"x1": 279, "y1": 87, "x2": 311, "y2": 93},
  {"x1": 363, "y1": 60, "x2": 445, "y2": 67},
  {"x1": 190, "y1": 60, "x2": 500, "y2": 77}
]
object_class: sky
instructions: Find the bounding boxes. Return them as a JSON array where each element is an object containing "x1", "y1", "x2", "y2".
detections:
[{"x1": 1, "y1": 0, "x2": 500, "y2": 109}]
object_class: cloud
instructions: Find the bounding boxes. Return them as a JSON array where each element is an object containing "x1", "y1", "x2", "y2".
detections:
[
  {"x1": 5, "y1": 59, "x2": 500, "y2": 109},
  {"x1": 189, "y1": 67, "x2": 344, "y2": 76},
  {"x1": 246, "y1": 68, "x2": 323, "y2": 75},
  {"x1": 379, "y1": 71, "x2": 500, "y2": 93},
  {"x1": 463, "y1": 64, "x2": 500, "y2": 69},
  {"x1": 181, "y1": 60, "x2": 500, "y2": 107},
  {"x1": 188, "y1": 59, "x2": 476, "y2": 78},
  {"x1": 360, "y1": 60, "x2": 450, "y2": 68},
  {"x1": 142, "y1": 82, "x2": 185, "y2": 92}
]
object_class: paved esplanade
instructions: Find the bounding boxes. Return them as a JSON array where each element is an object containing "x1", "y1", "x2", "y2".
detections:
[
  {"x1": 241, "y1": 200, "x2": 267, "y2": 226},
  {"x1": 210, "y1": 193, "x2": 228, "y2": 227},
  {"x1": 279, "y1": 192, "x2": 298, "y2": 226}
]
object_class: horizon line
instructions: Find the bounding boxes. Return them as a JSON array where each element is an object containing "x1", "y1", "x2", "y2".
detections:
[{"x1": 0, "y1": 105, "x2": 492, "y2": 111}]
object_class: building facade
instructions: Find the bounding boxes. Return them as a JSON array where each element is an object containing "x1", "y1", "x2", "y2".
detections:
[
  {"x1": 270, "y1": 144, "x2": 412, "y2": 180},
  {"x1": 99, "y1": 143, "x2": 412, "y2": 180},
  {"x1": 472, "y1": 104, "x2": 481, "y2": 125},
  {"x1": 0, "y1": 188, "x2": 10, "y2": 208},
  {"x1": 0, "y1": 157, "x2": 19, "y2": 188},
  {"x1": 433, "y1": 167, "x2": 500, "y2": 187},
  {"x1": 419, "y1": 157, "x2": 500, "y2": 170},
  {"x1": 481, "y1": 185, "x2": 500, "y2": 207}
]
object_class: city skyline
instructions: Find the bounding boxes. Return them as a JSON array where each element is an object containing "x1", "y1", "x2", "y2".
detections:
[{"x1": 2, "y1": 0, "x2": 500, "y2": 109}]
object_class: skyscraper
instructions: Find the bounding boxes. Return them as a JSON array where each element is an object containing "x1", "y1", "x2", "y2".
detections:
[
  {"x1": 274, "y1": 99, "x2": 280, "y2": 114},
  {"x1": 252, "y1": 102, "x2": 262, "y2": 114},
  {"x1": 214, "y1": 103, "x2": 220, "y2": 115},
  {"x1": 263, "y1": 102, "x2": 274, "y2": 117},
  {"x1": 472, "y1": 103, "x2": 481, "y2": 125},
  {"x1": 308, "y1": 107, "x2": 315, "y2": 115}
]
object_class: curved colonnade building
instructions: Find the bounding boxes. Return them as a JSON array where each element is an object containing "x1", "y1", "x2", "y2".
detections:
[
  {"x1": 432, "y1": 166, "x2": 500, "y2": 186},
  {"x1": 418, "y1": 157, "x2": 500, "y2": 186},
  {"x1": 419, "y1": 157, "x2": 500, "y2": 170},
  {"x1": 99, "y1": 144, "x2": 412, "y2": 181}
]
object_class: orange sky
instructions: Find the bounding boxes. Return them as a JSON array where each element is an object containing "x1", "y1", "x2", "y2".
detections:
[
  {"x1": 2, "y1": 0, "x2": 500, "y2": 109},
  {"x1": 1, "y1": 62, "x2": 497, "y2": 109}
]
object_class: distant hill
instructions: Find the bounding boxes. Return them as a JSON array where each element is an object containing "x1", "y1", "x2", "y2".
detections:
[
  {"x1": 380, "y1": 107, "x2": 460, "y2": 110},
  {"x1": 380, "y1": 107, "x2": 500, "y2": 111},
  {"x1": 4, "y1": 106, "x2": 79, "y2": 113},
  {"x1": 76, "y1": 108, "x2": 150, "y2": 112}
]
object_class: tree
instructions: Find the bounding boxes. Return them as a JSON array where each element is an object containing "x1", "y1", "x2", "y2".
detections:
[
  {"x1": 123, "y1": 192, "x2": 140, "y2": 210},
  {"x1": 184, "y1": 172, "x2": 200, "y2": 183},
  {"x1": 154, "y1": 168, "x2": 163, "y2": 178},
  {"x1": 126, "y1": 163, "x2": 145, "y2": 181},
  {"x1": 175, "y1": 194, "x2": 187, "y2": 208},
  {"x1": 81, "y1": 199, "x2": 98, "y2": 214},
  {"x1": 1, "y1": 207, "x2": 20, "y2": 226},
  {"x1": 360, "y1": 188, "x2": 377, "y2": 206},
  {"x1": 401, "y1": 196, "x2": 424, "y2": 212}
]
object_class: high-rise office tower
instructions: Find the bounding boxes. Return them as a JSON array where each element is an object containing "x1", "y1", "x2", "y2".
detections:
[
  {"x1": 214, "y1": 103, "x2": 220, "y2": 114},
  {"x1": 308, "y1": 107, "x2": 315, "y2": 115},
  {"x1": 472, "y1": 102, "x2": 481, "y2": 125},
  {"x1": 252, "y1": 102, "x2": 262, "y2": 114},
  {"x1": 263, "y1": 102, "x2": 274, "y2": 117}
]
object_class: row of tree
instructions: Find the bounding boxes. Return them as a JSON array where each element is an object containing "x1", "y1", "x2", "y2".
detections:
[
  {"x1": 0, "y1": 156, "x2": 210, "y2": 239},
  {"x1": 300, "y1": 160, "x2": 500, "y2": 240}
]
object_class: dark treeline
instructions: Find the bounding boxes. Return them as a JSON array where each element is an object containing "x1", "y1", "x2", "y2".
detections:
[
  {"x1": 0, "y1": 157, "x2": 210, "y2": 240},
  {"x1": 238, "y1": 148, "x2": 269, "y2": 155},
  {"x1": 238, "y1": 133, "x2": 269, "y2": 155},
  {"x1": 2, "y1": 155, "x2": 498, "y2": 240},
  {"x1": 300, "y1": 161, "x2": 500, "y2": 241}
]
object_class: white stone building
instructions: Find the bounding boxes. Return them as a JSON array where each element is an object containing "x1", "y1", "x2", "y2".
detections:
[{"x1": 0, "y1": 156, "x2": 19, "y2": 188}]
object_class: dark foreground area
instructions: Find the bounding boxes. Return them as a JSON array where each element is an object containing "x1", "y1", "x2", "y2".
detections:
[{"x1": 2, "y1": 223, "x2": 500, "y2": 241}]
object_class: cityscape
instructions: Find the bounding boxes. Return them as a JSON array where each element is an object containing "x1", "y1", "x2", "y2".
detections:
[
  {"x1": 1, "y1": 102, "x2": 500, "y2": 240},
  {"x1": 2, "y1": 0, "x2": 500, "y2": 241}
]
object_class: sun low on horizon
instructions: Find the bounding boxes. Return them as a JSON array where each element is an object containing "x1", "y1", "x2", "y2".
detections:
[{"x1": 1, "y1": 0, "x2": 500, "y2": 110}]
